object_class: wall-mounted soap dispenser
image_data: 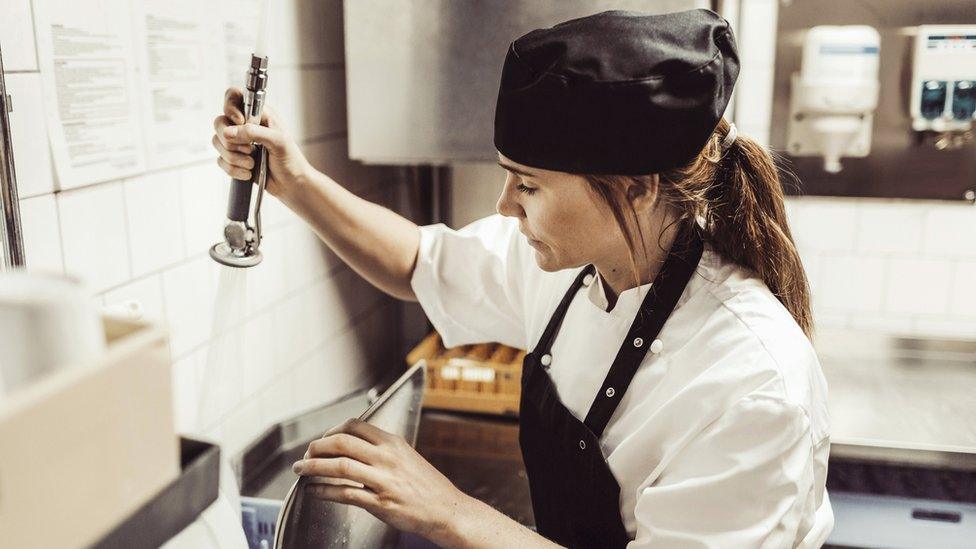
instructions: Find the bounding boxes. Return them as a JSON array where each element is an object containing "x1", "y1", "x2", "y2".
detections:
[
  {"x1": 771, "y1": 0, "x2": 975, "y2": 201},
  {"x1": 787, "y1": 25, "x2": 881, "y2": 174},
  {"x1": 909, "y1": 25, "x2": 976, "y2": 150}
]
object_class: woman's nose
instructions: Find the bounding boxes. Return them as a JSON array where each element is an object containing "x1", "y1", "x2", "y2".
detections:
[{"x1": 496, "y1": 177, "x2": 524, "y2": 219}]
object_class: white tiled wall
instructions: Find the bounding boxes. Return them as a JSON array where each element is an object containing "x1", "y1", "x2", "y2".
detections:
[
  {"x1": 790, "y1": 198, "x2": 976, "y2": 337},
  {"x1": 6, "y1": 0, "x2": 406, "y2": 457},
  {"x1": 58, "y1": 182, "x2": 132, "y2": 291},
  {"x1": 451, "y1": 0, "x2": 976, "y2": 341},
  {"x1": 4, "y1": 73, "x2": 54, "y2": 198},
  {"x1": 17, "y1": 193, "x2": 62, "y2": 273},
  {"x1": 735, "y1": 0, "x2": 976, "y2": 340},
  {"x1": 0, "y1": 0, "x2": 38, "y2": 72}
]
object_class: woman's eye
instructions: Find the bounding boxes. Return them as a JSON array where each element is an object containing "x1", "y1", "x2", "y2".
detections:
[{"x1": 515, "y1": 182, "x2": 537, "y2": 195}]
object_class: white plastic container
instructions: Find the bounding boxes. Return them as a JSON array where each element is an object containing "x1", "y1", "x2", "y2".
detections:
[
  {"x1": 787, "y1": 25, "x2": 881, "y2": 173},
  {"x1": 0, "y1": 272, "x2": 105, "y2": 396},
  {"x1": 0, "y1": 316, "x2": 180, "y2": 548}
]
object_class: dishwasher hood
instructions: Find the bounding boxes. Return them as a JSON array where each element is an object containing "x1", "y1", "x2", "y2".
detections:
[{"x1": 343, "y1": 0, "x2": 709, "y2": 165}]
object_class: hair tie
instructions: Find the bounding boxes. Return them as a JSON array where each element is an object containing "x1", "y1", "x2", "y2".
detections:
[{"x1": 721, "y1": 122, "x2": 738, "y2": 150}]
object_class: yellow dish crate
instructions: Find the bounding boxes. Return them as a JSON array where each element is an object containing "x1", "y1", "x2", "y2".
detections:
[{"x1": 406, "y1": 332, "x2": 526, "y2": 416}]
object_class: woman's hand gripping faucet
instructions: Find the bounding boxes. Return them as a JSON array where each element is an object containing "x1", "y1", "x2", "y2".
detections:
[
  {"x1": 212, "y1": 87, "x2": 313, "y2": 206},
  {"x1": 211, "y1": 83, "x2": 423, "y2": 302}
]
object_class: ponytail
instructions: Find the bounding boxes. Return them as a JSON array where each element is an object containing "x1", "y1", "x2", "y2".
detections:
[
  {"x1": 705, "y1": 122, "x2": 813, "y2": 337},
  {"x1": 583, "y1": 119, "x2": 813, "y2": 338}
]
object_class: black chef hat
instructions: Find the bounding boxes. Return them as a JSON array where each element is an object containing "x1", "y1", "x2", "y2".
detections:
[{"x1": 493, "y1": 8, "x2": 739, "y2": 175}]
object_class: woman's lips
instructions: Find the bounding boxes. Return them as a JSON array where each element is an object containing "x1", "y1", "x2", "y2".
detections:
[{"x1": 520, "y1": 228, "x2": 544, "y2": 249}]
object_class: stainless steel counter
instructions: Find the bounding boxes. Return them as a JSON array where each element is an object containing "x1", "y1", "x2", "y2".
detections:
[
  {"x1": 235, "y1": 329, "x2": 976, "y2": 548},
  {"x1": 816, "y1": 331, "x2": 976, "y2": 548},
  {"x1": 816, "y1": 329, "x2": 976, "y2": 466},
  {"x1": 238, "y1": 330, "x2": 976, "y2": 491}
]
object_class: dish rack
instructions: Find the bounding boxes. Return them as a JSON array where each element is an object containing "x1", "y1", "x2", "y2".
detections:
[{"x1": 406, "y1": 332, "x2": 525, "y2": 416}]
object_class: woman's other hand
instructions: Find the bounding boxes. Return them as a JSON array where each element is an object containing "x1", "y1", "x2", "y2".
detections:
[
  {"x1": 293, "y1": 418, "x2": 473, "y2": 545},
  {"x1": 211, "y1": 87, "x2": 313, "y2": 203}
]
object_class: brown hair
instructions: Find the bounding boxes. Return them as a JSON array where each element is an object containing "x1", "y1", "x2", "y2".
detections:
[{"x1": 584, "y1": 118, "x2": 813, "y2": 337}]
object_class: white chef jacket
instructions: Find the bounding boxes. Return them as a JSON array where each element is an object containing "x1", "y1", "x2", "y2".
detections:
[{"x1": 410, "y1": 214, "x2": 833, "y2": 548}]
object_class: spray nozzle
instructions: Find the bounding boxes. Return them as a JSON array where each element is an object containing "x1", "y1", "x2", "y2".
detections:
[{"x1": 209, "y1": 53, "x2": 269, "y2": 269}]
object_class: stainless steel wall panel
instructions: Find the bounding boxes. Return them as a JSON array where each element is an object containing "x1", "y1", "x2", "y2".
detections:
[
  {"x1": 344, "y1": 0, "x2": 707, "y2": 165},
  {"x1": 771, "y1": 0, "x2": 976, "y2": 201}
]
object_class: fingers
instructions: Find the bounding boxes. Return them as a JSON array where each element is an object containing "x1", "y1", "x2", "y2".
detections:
[
  {"x1": 212, "y1": 115, "x2": 254, "y2": 153},
  {"x1": 212, "y1": 126, "x2": 255, "y2": 180},
  {"x1": 217, "y1": 157, "x2": 252, "y2": 181},
  {"x1": 292, "y1": 456, "x2": 385, "y2": 489},
  {"x1": 224, "y1": 86, "x2": 277, "y2": 129},
  {"x1": 306, "y1": 483, "x2": 381, "y2": 512},
  {"x1": 305, "y1": 433, "x2": 383, "y2": 465},
  {"x1": 212, "y1": 134, "x2": 255, "y2": 168},
  {"x1": 324, "y1": 418, "x2": 395, "y2": 446},
  {"x1": 221, "y1": 122, "x2": 285, "y2": 155},
  {"x1": 218, "y1": 86, "x2": 283, "y2": 153},
  {"x1": 214, "y1": 87, "x2": 278, "y2": 180},
  {"x1": 262, "y1": 105, "x2": 280, "y2": 130},
  {"x1": 224, "y1": 87, "x2": 245, "y2": 124}
]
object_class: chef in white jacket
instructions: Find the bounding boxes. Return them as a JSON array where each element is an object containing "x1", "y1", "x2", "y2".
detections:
[{"x1": 211, "y1": 8, "x2": 832, "y2": 548}]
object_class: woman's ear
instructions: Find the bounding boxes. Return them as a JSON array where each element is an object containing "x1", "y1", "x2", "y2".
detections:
[{"x1": 627, "y1": 174, "x2": 659, "y2": 213}]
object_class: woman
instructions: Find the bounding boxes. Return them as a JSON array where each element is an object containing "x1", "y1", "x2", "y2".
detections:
[{"x1": 212, "y1": 9, "x2": 831, "y2": 548}]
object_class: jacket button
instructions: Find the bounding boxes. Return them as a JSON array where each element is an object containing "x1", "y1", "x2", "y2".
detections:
[
  {"x1": 650, "y1": 339, "x2": 664, "y2": 354},
  {"x1": 579, "y1": 439, "x2": 586, "y2": 450},
  {"x1": 583, "y1": 273, "x2": 594, "y2": 286},
  {"x1": 633, "y1": 337, "x2": 644, "y2": 348},
  {"x1": 605, "y1": 387, "x2": 615, "y2": 397},
  {"x1": 540, "y1": 354, "x2": 552, "y2": 366}
]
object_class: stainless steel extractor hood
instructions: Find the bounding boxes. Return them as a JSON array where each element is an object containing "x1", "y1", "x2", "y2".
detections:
[{"x1": 344, "y1": 0, "x2": 708, "y2": 165}]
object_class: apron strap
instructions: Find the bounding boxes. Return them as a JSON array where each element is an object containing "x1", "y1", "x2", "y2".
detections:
[
  {"x1": 532, "y1": 265, "x2": 595, "y2": 355},
  {"x1": 583, "y1": 223, "x2": 704, "y2": 438}
]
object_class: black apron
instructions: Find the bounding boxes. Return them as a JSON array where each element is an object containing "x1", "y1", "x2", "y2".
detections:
[{"x1": 518, "y1": 222, "x2": 704, "y2": 548}]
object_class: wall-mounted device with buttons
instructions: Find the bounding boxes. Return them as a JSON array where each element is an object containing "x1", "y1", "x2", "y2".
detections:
[{"x1": 910, "y1": 25, "x2": 976, "y2": 149}]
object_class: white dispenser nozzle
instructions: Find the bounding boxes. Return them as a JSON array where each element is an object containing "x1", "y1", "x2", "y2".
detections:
[{"x1": 811, "y1": 115, "x2": 862, "y2": 173}]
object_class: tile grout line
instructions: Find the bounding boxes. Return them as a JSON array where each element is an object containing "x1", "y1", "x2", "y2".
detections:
[
  {"x1": 97, "y1": 170, "x2": 390, "y2": 301},
  {"x1": 119, "y1": 179, "x2": 136, "y2": 285},
  {"x1": 200, "y1": 296, "x2": 395, "y2": 429},
  {"x1": 234, "y1": 295, "x2": 394, "y2": 405},
  {"x1": 43, "y1": 132, "x2": 347, "y2": 197},
  {"x1": 168, "y1": 259, "x2": 357, "y2": 361}
]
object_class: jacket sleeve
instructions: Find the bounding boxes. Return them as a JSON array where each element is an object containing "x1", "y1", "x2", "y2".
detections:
[
  {"x1": 410, "y1": 214, "x2": 530, "y2": 350},
  {"x1": 627, "y1": 395, "x2": 824, "y2": 549}
]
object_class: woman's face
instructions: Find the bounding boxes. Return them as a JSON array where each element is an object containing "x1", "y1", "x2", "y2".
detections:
[{"x1": 495, "y1": 153, "x2": 622, "y2": 272}]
